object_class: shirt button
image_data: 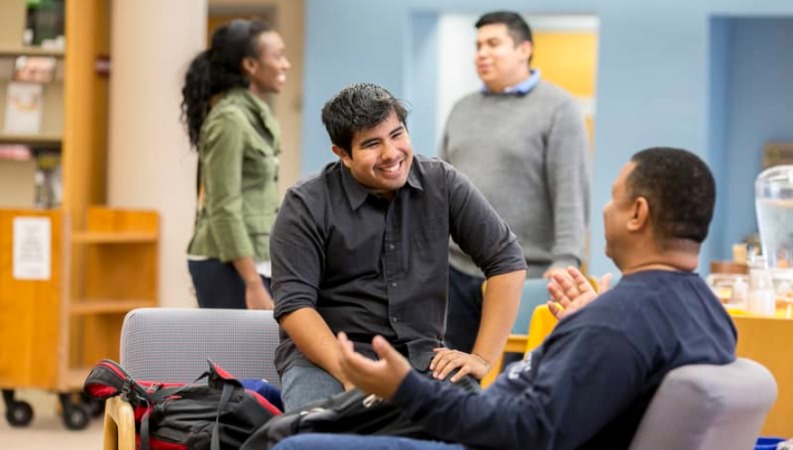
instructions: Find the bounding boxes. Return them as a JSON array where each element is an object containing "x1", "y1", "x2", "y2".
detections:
[
  {"x1": 391, "y1": 317, "x2": 398, "y2": 323},
  {"x1": 390, "y1": 282, "x2": 397, "y2": 288},
  {"x1": 388, "y1": 244, "x2": 395, "y2": 251}
]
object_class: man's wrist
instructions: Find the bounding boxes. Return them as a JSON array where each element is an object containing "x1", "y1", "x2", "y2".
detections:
[{"x1": 471, "y1": 352, "x2": 492, "y2": 371}]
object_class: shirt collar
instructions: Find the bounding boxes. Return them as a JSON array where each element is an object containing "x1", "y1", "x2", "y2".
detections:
[
  {"x1": 481, "y1": 69, "x2": 541, "y2": 95},
  {"x1": 227, "y1": 88, "x2": 276, "y2": 125},
  {"x1": 339, "y1": 158, "x2": 424, "y2": 210}
]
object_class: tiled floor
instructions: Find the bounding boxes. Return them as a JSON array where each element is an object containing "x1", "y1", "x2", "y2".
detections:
[{"x1": 0, "y1": 390, "x2": 103, "y2": 450}]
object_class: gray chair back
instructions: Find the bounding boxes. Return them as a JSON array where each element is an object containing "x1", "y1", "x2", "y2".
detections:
[
  {"x1": 120, "y1": 308, "x2": 281, "y2": 388},
  {"x1": 629, "y1": 357, "x2": 777, "y2": 450}
]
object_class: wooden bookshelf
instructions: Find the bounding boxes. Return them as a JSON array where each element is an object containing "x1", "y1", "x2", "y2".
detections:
[
  {"x1": 72, "y1": 231, "x2": 158, "y2": 244},
  {"x1": 0, "y1": 132, "x2": 62, "y2": 146},
  {"x1": 0, "y1": 44, "x2": 64, "y2": 58},
  {"x1": 0, "y1": 1, "x2": 159, "y2": 428},
  {"x1": 70, "y1": 299, "x2": 157, "y2": 315}
]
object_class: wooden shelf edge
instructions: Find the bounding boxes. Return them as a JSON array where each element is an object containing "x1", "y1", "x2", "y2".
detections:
[
  {"x1": 70, "y1": 299, "x2": 156, "y2": 315},
  {"x1": 62, "y1": 368, "x2": 91, "y2": 391},
  {"x1": 0, "y1": 133, "x2": 62, "y2": 145},
  {"x1": 0, "y1": 45, "x2": 65, "y2": 57},
  {"x1": 71, "y1": 231, "x2": 158, "y2": 244}
]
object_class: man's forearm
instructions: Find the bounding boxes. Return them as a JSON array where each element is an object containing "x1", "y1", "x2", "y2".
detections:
[
  {"x1": 471, "y1": 270, "x2": 526, "y2": 365},
  {"x1": 279, "y1": 307, "x2": 349, "y2": 384}
]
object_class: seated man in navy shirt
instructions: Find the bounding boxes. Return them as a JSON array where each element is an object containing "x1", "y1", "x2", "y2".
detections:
[
  {"x1": 273, "y1": 147, "x2": 737, "y2": 450},
  {"x1": 271, "y1": 83, "x2": 528, "y2": 412}
]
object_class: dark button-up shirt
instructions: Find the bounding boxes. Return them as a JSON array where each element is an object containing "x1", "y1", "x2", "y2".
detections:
[{"x1": 271, "y1": 154, "x2": 527, "y2": 375}]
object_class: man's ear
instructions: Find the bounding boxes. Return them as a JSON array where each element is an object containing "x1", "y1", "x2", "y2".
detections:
[
  {"x1": 518, "y1": 40, "x2": 533, "y2": 64},
  {"x1": 627, "y1": 197, "x2": 650, "y2": 232},
  {"x1": 332, "y1": 145, "x2": 352, "y2": 168}
]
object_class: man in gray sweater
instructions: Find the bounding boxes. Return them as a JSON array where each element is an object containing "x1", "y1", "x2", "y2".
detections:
[{"x1": 441, "y1": 11, "x2": 590, "y2": 353}]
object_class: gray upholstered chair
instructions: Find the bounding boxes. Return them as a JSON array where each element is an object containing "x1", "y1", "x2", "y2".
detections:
[
  {"x1": 629, "y1": 357, "x2": 778, "y2": 450},
  {"x1": 102, "y1": 308, "x2": 281, "y2": 450}
]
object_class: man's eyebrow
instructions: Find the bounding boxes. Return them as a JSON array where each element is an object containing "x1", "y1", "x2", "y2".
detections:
[{"x1": 389, "y1": 125, "x2": 405, "y2": 136}]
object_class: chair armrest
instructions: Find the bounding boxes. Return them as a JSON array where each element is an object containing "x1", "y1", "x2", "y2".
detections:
[{"x1": 103, "y1": 396, "x2": 136, "y2": 450}]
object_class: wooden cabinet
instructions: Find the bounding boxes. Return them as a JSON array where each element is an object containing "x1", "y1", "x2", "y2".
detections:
[{"x1": 0, "y1": 0, "x2": 158, "y2": 429}]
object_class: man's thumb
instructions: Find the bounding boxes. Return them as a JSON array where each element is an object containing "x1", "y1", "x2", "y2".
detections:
[{"x1": 372, "y1": 335, "x2": 399, "y2": 362}]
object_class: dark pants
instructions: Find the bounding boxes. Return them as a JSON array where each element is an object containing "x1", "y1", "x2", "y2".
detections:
[
  {"x1": 445, "y1": 265, "x2": 543, "y2": 370},
  {"x1": 188, "y1": 258, "x2": 271, "y2": 309},
  {"x1": 444, "y1": 266, "x2": 485, "y2": 353}
]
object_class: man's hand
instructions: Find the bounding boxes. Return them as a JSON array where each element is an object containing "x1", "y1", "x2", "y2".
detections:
[
  {"x1": 245, "y1": 281, "x2": 274, "y2": 310},
  {"x1": 337, "y1": 332, "x2": 411, "y2": 400},
  {"x1": 429, "y1": 348, "x2": 489, "y2": 382},
  {"x1": 547, "y1": 267, "x2": 612, "y2": 320}
]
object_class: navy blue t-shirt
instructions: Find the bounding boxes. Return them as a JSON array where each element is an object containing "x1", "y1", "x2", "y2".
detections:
[{"x1": 393, "y1": 270, "x2": 737, "y2": 450}]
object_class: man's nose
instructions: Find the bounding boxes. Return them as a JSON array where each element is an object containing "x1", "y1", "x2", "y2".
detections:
[{"x1": 381, "y1": 141, "x2": 398, "y2": 160}]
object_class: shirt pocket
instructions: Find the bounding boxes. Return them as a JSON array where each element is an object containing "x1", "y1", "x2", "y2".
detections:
[{"x1": 410, "y1": 211, "x2": 448, "y2": 260}]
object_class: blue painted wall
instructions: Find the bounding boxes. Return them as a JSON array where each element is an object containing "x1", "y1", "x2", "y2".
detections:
[
  {"x1": 302, "y1": 0, "x2": 793, "y2": 275},
  {"x1": 721, "y1": 18, "x2": 793, "y2": 257}
]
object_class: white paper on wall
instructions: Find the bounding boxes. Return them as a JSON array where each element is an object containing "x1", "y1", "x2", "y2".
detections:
[{"x1": 13, "y1": 216, "x2": 51, "y2": 280}]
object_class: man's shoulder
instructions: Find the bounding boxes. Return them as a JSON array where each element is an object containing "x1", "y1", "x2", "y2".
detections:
[
  {"x1": 284, "y1": 161, "x2": 342, "y2": 203},
  {"x1": 448, "y1": 91, "x2": 487, "y2": 117},
  {"x1": 531, "y1": 80, "x2": 578, "y2": 107},
  {"x1": 411, "y1": 154, "x2": 463, "y2": 185},
  {"x1": 413, "y1": 153, "x2": 449, "y2": 170}
]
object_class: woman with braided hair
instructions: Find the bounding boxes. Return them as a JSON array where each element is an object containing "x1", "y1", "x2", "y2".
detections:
[{"x1": 182, "y1": 19, "x2": 290, "y2": 310}]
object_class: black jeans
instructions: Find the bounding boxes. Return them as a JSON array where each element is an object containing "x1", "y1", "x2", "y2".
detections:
[
  {"x1": 444, "y1": 266, "x2": 485, "y2": 354},
  {"x1": 188, "y1": 258, "x2": 271, "y2": 309}
]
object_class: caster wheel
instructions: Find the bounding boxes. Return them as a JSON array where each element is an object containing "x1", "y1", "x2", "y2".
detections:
[
  {"x1": 62, "y1": 404, "x2": 90, "y2": 430},
  {"x1": 5, "y1": 401, "x2": 33, "y2": 427},
  {"x1": 81, "y1": 393, "x2": 105, "y2": 418}
]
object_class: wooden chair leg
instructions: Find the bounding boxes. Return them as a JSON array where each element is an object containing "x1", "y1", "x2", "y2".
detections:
[{"x1": 103, "y1": 396, "x2": 136, "y2": 450}]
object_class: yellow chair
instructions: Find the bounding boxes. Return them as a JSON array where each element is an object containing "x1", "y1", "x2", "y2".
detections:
[
  {"x1": 480, "y1": 275, "x2": 599, "y2": 388},
  {"x1": 480, "y1": 304, "x2": 557, "y2": 387}
]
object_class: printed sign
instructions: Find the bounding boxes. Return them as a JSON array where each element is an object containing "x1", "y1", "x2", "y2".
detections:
[{"x1": 13, "y1": 216, "x2": 51, "y2": 280}]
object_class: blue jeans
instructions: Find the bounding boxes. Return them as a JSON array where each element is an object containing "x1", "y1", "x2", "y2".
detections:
[
  {"x1": 187, "y1": 258, "x2": 271, "y2": 309},
  {"x1": 272, "y1": 434, "x2": 465, "y2": 450},
  {"x1": 281, "y1": 364, "x2": 345, "y2": 412},
  {"x1": 281, "y1": 362, "x2": 480, "y2": 413}
]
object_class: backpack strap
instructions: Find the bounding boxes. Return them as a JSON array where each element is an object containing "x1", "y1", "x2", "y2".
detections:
[
  {"x1": 140, "y1": 370, "x2": 210, "y2": 450},
  {"x1": 211, "y1": 382, "x2": 236, "y2": 450}
]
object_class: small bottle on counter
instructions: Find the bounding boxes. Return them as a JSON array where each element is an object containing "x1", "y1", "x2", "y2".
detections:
[{"x1": 747, "y1": 256, "x2": 776, "y2": 316}]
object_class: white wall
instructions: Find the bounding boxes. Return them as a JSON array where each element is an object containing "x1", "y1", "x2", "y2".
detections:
[
  {"x1": 108, "y1": 0, "x2": 207, "y2": 308},
  {"x1": 435, "y1": 15, "x2": 482, "y2": 150}
]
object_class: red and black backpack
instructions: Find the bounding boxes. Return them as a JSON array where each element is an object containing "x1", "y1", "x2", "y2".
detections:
[{"x1": 84, "y1": 359, "x2": 281, "y2": 450}]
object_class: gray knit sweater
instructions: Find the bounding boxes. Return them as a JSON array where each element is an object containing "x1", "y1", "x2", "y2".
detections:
[{"x1": 440, "y1": 80, "x2": 590, "y2": 278}]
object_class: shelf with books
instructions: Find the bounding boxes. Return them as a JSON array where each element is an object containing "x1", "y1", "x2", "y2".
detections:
[
  {"x1": 0, "y1": 44, "x2": 64, "y2": 58},
  {"x1": 0, "y1": 132, "x2": 61, "y2": 146}
]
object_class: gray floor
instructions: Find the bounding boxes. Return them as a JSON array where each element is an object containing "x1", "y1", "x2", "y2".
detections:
[{"x1": 0, "y1": 390, "x2": 103, "y2": 449}]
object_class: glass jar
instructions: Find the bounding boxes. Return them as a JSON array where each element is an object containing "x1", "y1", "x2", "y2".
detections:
[{"x1": 755, "y1": 165, "x2": 793, "y2": 270}]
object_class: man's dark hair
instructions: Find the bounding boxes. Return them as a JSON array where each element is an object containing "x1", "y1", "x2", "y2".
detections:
[
  {"x1": 627, "y1": 147, "x2": 716, "y2": 245},
  {"x1": 321, "y1": 83, "x2": 409, "y2": 155},
  {"x1": 475, "y1": 11, "x2": 533, "y2": 46}
]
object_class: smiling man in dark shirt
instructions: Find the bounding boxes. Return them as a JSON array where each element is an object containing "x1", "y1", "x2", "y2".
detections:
[{"x1": 271, "y1": 83, "x2": 527, "y2": 411}]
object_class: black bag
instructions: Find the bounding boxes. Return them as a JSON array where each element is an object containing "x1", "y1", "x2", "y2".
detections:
[
  {"x1": 84, "y1": 359, "x2": 282, "y2": 450},
  {"x1": 240, "y1": 388, "x2": 433, "y2": 450}
]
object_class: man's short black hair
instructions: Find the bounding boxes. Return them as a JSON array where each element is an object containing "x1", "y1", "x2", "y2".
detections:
[
  {"x1": 475, "y1": 11, "x2": 533, "y2": 45},
  {"x1": 321, "y1": 83, "x2": 409, "y2": 156},
  {"x1": 627, "y1": 147, "x2": 716, "y2": 245}
]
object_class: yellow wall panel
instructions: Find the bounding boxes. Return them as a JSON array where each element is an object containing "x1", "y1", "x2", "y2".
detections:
[{"x1": 532, "y1": 32, "x2": 598, "y2": 98}]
